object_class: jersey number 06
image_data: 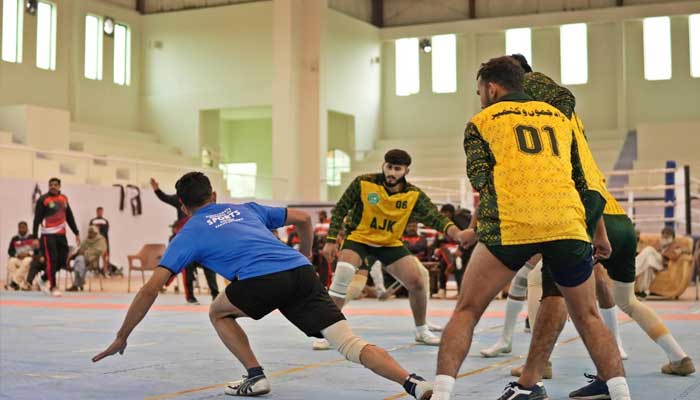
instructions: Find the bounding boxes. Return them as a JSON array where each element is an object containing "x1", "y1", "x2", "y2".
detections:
[{"x1": 515, "y1": 125, "x2": 560, "y2": 157}]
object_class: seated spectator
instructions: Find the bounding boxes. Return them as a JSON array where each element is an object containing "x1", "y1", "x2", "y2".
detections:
[
  {"x1": 432, "y1": 204, "x2": 471, "y2": 298},
  {"x1": 635, "y1": 227, "x2": 689, "y2": 296},
  {"x1": 67, "y1": 226, "x2": 107, "y2": 291},
  {"x1": 89, "y1": 206, "x2": 110, "y2": 274},
  {"x1": 402, "y1": 221, "x2": 429, "y2": 260},
  {"x1": 6, "y1": 221, "x2": 38, "y2": 290}
]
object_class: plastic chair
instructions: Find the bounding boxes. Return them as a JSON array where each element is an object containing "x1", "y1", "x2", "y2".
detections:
[{"x1": 127, "y1": 244, "x2": 166, "y2": 292}]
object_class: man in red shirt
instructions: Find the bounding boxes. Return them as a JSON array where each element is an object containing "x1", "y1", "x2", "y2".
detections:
[{"x1": 32, "y1": 177, "x2": 80, "y2": 296}]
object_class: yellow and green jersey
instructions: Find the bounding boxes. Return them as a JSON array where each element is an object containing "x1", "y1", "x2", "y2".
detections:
[
  {"x1": 465, "y1": 92, "x2": 589, "y2": 246},
  {"x1": 327, "y1": 173, "x2": 454, "y2": 247},
  {"x1": 522, "y1": 72, "x2": 626, "y2": 217}
]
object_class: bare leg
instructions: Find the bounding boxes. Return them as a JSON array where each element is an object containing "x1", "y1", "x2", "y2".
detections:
[
  {"x1": 359, "y1": 345, "x2": 410, "y2": 384},
  {"x1": 386, "y1": 256, "x2": 429, "y2": 326},
  {"x1": 518, "y1": 296, "x2": 568, "y2": 387},
  {"x1": 209, "y1": 293, "x2": 261, "y2": 369},
  {"x1": 559, "y1": 274, "x2": 625, "y2": 380},
  {"x1": 436, "y1": 244, "x2": 517, "y2": 376},
  {"x1": 595, "y1": 264, "x2": 614, "y2": 308}
]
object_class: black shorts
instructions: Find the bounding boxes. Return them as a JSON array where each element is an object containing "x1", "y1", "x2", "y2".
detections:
[
  {"x1": 486, "y1": 239, "x2": 594, "y2": 288},
  {"x1": 225, "y1": 265, "x2": 345, "y2": 338},
  {"x1": 342, "y1": 239, "x2": 411, "y2": 268},
  {"x1": 542, "y1": 214, "x2": 636, "y2": 298}
]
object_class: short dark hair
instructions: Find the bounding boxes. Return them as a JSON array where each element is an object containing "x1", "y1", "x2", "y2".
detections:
[
  {"x1": 477, "y1": 56, "x2": 525, "y2": 92},
  {"x1": 96, "y1": 206, "x2": 103, "y2": 211},
  {"x1": 49, "y1": 177, "x2": 61, "y2": 185},
  {"x1": 509, "y1": 53, "x2": 532, "y2": 73},
  {"x1": 175, "y1": 172, "x2": 213, "y2": 208},
  {"x1": 18, "y1": 221, "x2": 27, "y2": 227},
  {"x1": 384, "y1": 149, "x2": 411, "y2": 166},
  {"x1": 661, "y1": 227, "x2": 675, "y2": 238},
  {"x1": 440, "y1": 204, "x2": 456, "y2": 214}
]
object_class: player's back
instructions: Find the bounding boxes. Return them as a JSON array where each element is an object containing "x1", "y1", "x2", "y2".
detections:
[{"x1": 467, "y1": 97, "x2": 588, "y2": 245}]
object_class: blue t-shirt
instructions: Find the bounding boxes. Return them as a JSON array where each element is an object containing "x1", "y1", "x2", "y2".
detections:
[{"x1": 159, "y1": 202, "x2": 309, "y2": 280}]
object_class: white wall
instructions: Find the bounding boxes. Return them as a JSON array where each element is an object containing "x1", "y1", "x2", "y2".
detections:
[
  {"x1": 140, "y1": 2, "x2": 274, "y2": 157},
  {"x1": 380, "y1": 2, "x2": 700, "y2": 141},
  {"x1": 0, "y1": 0, "x2": 141, "y2": 131},
  {"x1": 324, "y1": 9, "x2": 382, "y2": 154}
]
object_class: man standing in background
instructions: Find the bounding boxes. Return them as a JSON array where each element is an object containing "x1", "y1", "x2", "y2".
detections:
[
  {"x1": 33, "y1": 177, "x2": 80, "y2": 297},
  {"x1": 151, "y1": 177, "x2": 219, "y2": 304}
]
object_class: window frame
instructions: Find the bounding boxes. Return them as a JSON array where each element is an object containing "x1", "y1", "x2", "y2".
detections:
[
  {"x1": 113, "y1": 22, "x2": 131, "y2": 85},
  {"x1": 1, "y1": 0, "x2": 24, "y2": 63},
  {"x1": 35, "y1": 0, "x2": 57, "y2": 70},
  {"x1": 84, "y1": 14, "x2": 104, "y2": 80}
]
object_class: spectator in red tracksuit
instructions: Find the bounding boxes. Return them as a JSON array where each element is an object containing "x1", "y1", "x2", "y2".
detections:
[
  {"x1": 32, "y1": 177, "x2": 80, "y2": 296},
  {"x1": 151, "y1": 178, "x2": 219, "y2": 304}
]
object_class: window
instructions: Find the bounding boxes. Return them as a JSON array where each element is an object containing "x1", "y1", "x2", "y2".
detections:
[
  {"x1": 505, "y1": 28, "x2": 532, "y2": 68},
  {"x1": 395, "y1": 38, "x2": 419, "y2": 96},
  {"x1": 220, "y1": 163, "x2": 257, "y2": 198},
  {"x1": 643, "y1": 16, "x2": 672, "y2": 80},
  {"x1": 560, "y1": 23, "x2": 588, "y2": 85},
  {"x1": 1, "y1": 0, "x2": 23, "y2": 63},
  {"x1": 84, "y1": 15, "x2": 103, "y2": 80},
  {"x1": 36, "y1": 1, "x2": 57, "y2": 70},
  {"x1": 326, "y1": 150, "x2": 351, "y2": 187},
  {"x1": 113, "y1": 23, "x2": 131, "y2": 85},
  {"x1": 690, "y1": 14, "x2": 700, "y2": 78},
  {"x1": 432, "y1": 34, "x2": 457, "y2": 93}
]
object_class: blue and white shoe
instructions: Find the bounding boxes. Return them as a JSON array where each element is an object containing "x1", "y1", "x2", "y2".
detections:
[
  {"x1": 497, "y1": 382, "x2": 548, "y2": 400},
  {"x1": 568, "y1": 373, "x2": 610, "y2": 399},
  {"x1": 224, "y1": 375, "x2": 271, "y2": 396}
]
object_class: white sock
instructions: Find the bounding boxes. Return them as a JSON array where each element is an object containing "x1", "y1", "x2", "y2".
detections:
[
  {"x1": 502, "y1": 298, "x2": 524, "y2": 344},
  {"x1": 416, "y1": 324, "x2": 430, "y2": 335},
  {"x1": 600, "y1": 306, "x2": 626, "y2": 354},
  {"x1": 606, "y1": 376, "x2": 631, "y2": 400},
  {"x1": 432, "y1": 375, "x2": 455, "y2": 400},
  {"x1": 655, "y1": 334, "x2": 687, "y2": 362}
]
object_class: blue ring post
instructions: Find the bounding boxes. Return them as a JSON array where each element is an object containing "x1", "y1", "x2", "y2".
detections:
[{"x1": 664, "y1": 160, "x2": 676, "y2": 229}]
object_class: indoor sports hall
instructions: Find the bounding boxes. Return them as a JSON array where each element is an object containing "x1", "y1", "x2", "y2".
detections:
[{"x1": 1, "y1": 1, "x2": 698, "y2": 399}]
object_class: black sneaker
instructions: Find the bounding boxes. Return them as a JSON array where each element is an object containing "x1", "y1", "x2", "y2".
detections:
[
  {"x1": 568, "y1": 373, "x2": 609, "y2": 399},
  {"x1": 497, "y1": 382, "x2": 548, "y2": 400},
  {"x1": 186, "y1": 297, "x2": 200, "y2": 305},
  {"x1": 9, "y1": 281, "x2": 20, "y2": 290}
]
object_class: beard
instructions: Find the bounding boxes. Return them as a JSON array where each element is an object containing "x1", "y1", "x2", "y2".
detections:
[{"x1": 382, "y1": 173, "x2": 404, "y2": 188}]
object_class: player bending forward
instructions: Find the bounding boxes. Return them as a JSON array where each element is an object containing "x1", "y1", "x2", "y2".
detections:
[{"x1": 93, "y1": 172, "x2": 434, "y2": 399}]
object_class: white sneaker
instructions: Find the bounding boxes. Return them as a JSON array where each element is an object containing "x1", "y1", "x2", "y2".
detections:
[
  {"x1": 480, "y1": 340, "x2": 512, "y2": 358},
  {"x1": 312, "y1": 338, "x2": 331, "y2": 350},
  {"x1": 224, "y1": 375, "x2": 271, "y2": 396},
  {"x1": 427, "y1": 321, "x2": 443, "y2": 332},
  {"x1": 415, "y1": 329, "x2": 441, "y2": 346},
  {"x1": 405, "y1": 374, "x2": 434, "y2": 400},
  {"x1": 51, "y1": 288, "x2": 62, "y2": 297}
]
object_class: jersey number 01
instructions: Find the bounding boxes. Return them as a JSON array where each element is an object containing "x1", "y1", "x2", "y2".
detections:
[{"x1": 515, "y1": 125, "x2": 560, "y2": 157}]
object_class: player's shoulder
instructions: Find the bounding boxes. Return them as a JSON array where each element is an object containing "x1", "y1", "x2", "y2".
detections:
[{"x1": 403, "y1": 181, "x2": 424, "y2": 195}]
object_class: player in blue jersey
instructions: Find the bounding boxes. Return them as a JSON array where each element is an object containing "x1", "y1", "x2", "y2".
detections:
[{"x1": 92, "y1": 172, "x2": 433, "y2": 399}]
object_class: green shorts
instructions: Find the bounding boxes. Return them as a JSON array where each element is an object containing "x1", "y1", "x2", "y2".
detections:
[
  {"x1": 341, "y1": 240, "x2": 411, "y2": 269},
  {"x1": 487, "y1": 239, "x2": 593, "y2": 288},
  {"x1": 583, "y1": 190, "x2": 606, "y2": 238},
  {"x1": 599, "y1": 214, "x2": 636, "y2": 283}
]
